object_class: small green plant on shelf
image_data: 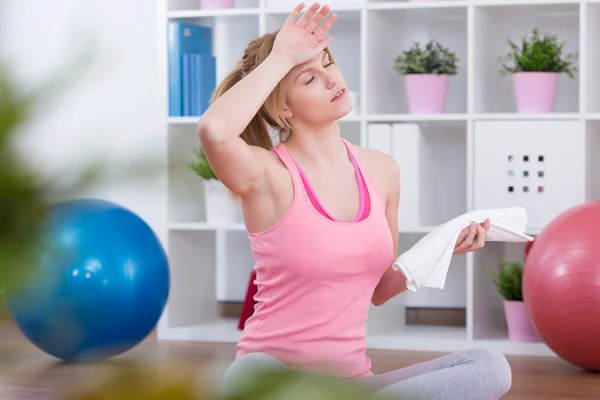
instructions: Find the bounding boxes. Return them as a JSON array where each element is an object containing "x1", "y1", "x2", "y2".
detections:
[
  {"x1": 499, "y1": 26, "x2": 578, "y2": 78},
  {"x1": 186, "y1": 147, "x2": 217, "y2": 180},
  {"x1": 394, "y1": 40, "x2": 459, "y2": 75},
  {"x1": 489, "y1": 260, "x2": 524, "y2": 301}
]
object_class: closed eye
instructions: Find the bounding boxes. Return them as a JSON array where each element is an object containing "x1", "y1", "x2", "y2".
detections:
[{"x1": 305, "y1": 62, "x2": 334, "y2": 84}]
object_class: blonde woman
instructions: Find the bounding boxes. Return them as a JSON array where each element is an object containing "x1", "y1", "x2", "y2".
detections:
[{"x1": 198, "y1": 3, "x2": 509, "y2": 399}]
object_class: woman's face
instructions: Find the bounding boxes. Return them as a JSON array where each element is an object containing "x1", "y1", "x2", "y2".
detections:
[{"x1": 283, "y1": 50, "x2": 354, "y2": 126}]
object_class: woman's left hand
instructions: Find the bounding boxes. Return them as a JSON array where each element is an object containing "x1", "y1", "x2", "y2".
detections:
[{"x1": 453, "y1": 219, "x2": 490, "y2": 255}]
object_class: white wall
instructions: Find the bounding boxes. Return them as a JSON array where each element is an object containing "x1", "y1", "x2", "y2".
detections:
[{"x1": 0, "y1": 0, "x2": 167, "y2": 245}]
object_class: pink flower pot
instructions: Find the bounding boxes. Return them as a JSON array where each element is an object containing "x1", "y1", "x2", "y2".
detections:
[
  {"x1": 200, "y1": 0, "x2": 235, "y2": 9},
  {"x1": 404, "y1": 74, "x2": 450, "y2": 114},
  {"x1": 512, "y1": 72, "x2": 559, "y2": 113},
  {"x1": 504, "y1": 300, "x2": 541, "y2": 342}
]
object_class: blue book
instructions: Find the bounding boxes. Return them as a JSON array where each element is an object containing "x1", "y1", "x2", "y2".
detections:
[
  {"x1": 182, "y1": 53, "x2": 191, "y2": 116},
  {"x1": 193, "y1": 54, "x2": 216, "y2": 116},
  {"x1": 168, "y1": 22, "x2": 213, "y2": 117},
  {"x1": 190, "y1": 54, "x2": 198, "y2": 116}
]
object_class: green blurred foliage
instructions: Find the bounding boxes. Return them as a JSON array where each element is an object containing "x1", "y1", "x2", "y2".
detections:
[
  {"x1": 65, "y1": 363, "x2": 403, "y2": 400},
  {"x1": 0, "y1": 56, "x2": 168, "y2": 296},
  {"x1": 0, "y1": 51, "x2": 408, "y2": 400}
]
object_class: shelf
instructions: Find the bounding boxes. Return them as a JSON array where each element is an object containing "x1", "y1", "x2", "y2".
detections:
[
  {"x1": 473, "y1": 119, "x2": 586, "y2": 229},
  {"x1": 167, "y1": 0, "x2": 259, "y2": 13},
  {"x1": 159, "y1": 0, "x2": 597, "y2": 357},
  {"x1": 169, "y1": 222, "x2": 439, "y2": 234},
  {"x1": 367, "y1": 1, "x2": 469, "y2": 10},
  {"x1": 156, "y1": 316, "x2": 553, "y2": 356},
  {"x1": 168, "y1": 114, "x2": 588, "y2": 124},
  {"x1": 367, "y1": 114, "x2": 468, "y2": 122},
  {"x1": 167, "y1": 8, "x2": 260, "y2": 18},
  {"x1": 169, "y1": 222, "x2": 247, "y2": 231},
  {"x1": 473, "y1": 2, "x2": 580, "y2": 114},
  {"x1": 367, "y1": 120, "x2": 467, "y2": 227},
  {"x1": 158, "y1": 318, "x2": 242, "y2": 343},
  {"x1": 585, "y1": 121, "x2": 600, "y2": 201},
  {"x1": 473, "y1": 113, "x2": 580, "y2": 120},
  {"x1": 365, "y1": 5, "x2": 467, "y2": 115}
]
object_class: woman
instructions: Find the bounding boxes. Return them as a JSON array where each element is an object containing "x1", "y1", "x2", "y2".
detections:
[{"x1": 197, "y1": 3, "x2": 511, "y2": 399}]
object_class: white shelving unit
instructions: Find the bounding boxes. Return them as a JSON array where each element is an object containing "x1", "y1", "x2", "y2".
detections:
[{"x1": 156, "y1": 0, "x2": 600, "y2": 357}]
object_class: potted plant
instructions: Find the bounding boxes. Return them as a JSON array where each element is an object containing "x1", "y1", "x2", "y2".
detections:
[
  {"x1": 499, "y1": 27, "x2": 578, "y2": 113},
  {"x1": 490, "y1": 260, "x2": 541, "y2": 342},
  {"x1": 394, "y1": 40, "x2": 458, "y2": 114},
  {"x1": 187, "y1": 147, "x2": 240, "y2": 224}
]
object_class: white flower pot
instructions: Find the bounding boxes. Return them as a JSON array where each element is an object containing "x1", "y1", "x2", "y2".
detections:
[{"x1": 203, "y1": 179, "x2": 239, "y2": 224}]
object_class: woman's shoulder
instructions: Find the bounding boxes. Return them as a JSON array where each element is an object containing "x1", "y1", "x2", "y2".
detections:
[
  {"x1": 351, "y1": 144, "x2": 400, "y2": 200},
  {"x1": 353, "y1": 144, "x2": 399, "y2": 179}
]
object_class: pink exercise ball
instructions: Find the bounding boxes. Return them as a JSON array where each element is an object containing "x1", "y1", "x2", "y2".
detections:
[{"x1": 523, "y1": 201, "x2": 600, "y2": 371}]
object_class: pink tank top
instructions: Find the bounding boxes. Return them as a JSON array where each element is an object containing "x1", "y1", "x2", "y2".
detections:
[
  {"x1": 236, "y1": 139, "x2": 394, "y2": 380},
  {"x1": 291, "y1": 144, "x2": 370, "y2": 222}
]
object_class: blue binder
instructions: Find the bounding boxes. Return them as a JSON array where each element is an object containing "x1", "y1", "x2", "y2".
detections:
[{"x1": 168, "y1": 22, "x2": 213, "y2": 117}]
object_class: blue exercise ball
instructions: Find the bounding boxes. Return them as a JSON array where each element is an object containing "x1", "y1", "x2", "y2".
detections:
[{"x1": 6, "y1": 198, "x2": 169, "y2": 361}]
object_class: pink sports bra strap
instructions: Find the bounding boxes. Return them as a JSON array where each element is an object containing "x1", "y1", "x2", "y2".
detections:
[{"x1": 273, "y1": 141, "x2": 370, "y2": 223}]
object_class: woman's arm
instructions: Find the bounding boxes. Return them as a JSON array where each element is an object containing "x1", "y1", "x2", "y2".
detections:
[
  {"x1": 198, "y1": 53, "x2": 294, "y2": 197},
  {"x1": 371, "y1": 159, "x2": 405, "y2": 306},
  {"x1": 371, "y1": 158, "x2": 490, "y2": 306},
  {"x1": 198, "y1": 3, "x2": 336, "y2": 198}
]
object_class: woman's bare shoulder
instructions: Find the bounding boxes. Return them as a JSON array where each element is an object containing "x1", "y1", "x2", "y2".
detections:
[
  {"x1": 353, "y1": 145, "x2": 399, "y2": 177},
  {"x1": 353, "y1": 145, "x2": 400, "y2": 200}
]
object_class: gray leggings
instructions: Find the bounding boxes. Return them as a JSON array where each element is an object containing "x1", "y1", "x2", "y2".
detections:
[{"x1": 219, "y1": 348, "x2": 512, "y2": 399}]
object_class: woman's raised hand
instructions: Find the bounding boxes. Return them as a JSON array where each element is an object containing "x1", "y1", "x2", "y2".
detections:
[{"x1": 271, "y1": 3, "x2": 337, "y2": 68}]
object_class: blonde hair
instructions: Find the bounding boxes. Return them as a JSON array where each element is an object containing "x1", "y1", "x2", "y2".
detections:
[{"x1": 211, "y1": 29, "x2": 334, "y2": 150}]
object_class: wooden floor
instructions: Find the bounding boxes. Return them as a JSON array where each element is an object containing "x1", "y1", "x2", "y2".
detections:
[{"x1": 0, "y1": 322, "x2": 598, "y2": 399}]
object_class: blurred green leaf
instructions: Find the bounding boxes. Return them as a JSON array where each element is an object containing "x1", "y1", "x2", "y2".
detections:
[{"x1": 0, "y1": 52, "x2": 177, "y2": 293}]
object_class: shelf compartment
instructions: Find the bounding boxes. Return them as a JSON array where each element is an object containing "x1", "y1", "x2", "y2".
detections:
[
  {"x1": 167, "y1": 124, "x2": 243, "y2": 225},
  {"x1": 398, "y1": 233, "x2": 467, "y2": 310},
  {"x1": 471, "y1": 241, "x2": 528, "y2": 341},
  {"x1": 365, "y1": 6, "x2": 468, "y2": 115},
  {"x1": 473, "y1": 120, "x2": 586, "y2": 231},
  {"x1": 167, "y1": 0, "x2": 259, "y2": 12},
  {"x1": 473, "y1": 2, "x2": 580, "y2": 114},
  {"x1": 169, "y1": 13, "x2": 260, "y2": 89},
  {"x1": 265, "y1": 1, "x2": 364, "y2": 12},
  {"x1": 218, "y1": 231, "x2": 253, "y2": 302},
  {"x1": 168, "y1": 124, "x2": 206, "y2": 224},
  {"x1": 585, "y1": 121, "x2": 600, "y2": 201},
  {"x1": 165, "y1": 230, "x2": 218, "y2": 328},
  {"x1": 586, "y1": 3, "x2": 600, "y2": 113},
  {"x1": 367, "y1": 120, "x2": 467, "y2": 228}
]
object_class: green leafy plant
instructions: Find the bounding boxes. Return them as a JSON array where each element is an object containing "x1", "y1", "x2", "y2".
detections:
[
  {"x1": 394, "y1": 40, "x2": 459, "y2": 75},
  {"x1": 64, "y1": 362, "x2": 409, "y2": 400},
  {"x1": 187, "y1": 147, "x2": 217, "y2": 180},
  {"x1": 0, "y1": 52, "x2": 176, "y2": 296},
  {"x1": 489, "y1": 260, "x2": 524, "y2": 301},
  {"x1": 499, "y1": 27, "x2": 578, "y2": 78}
]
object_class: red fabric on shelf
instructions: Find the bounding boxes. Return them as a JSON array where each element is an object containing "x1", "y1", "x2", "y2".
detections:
[{"x1": 238, "y1": 270, "x2": 258, "y2": 330}]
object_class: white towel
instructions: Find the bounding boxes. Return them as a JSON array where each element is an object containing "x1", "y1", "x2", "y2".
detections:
[{"x1": 392, "y1": 207, "x2": 534, "y2": 292}]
